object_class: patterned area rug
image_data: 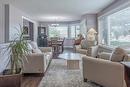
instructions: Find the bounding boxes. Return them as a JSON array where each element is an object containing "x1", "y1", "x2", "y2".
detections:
[{"x1": 38, "y1": 59, "x2": 101, "y2": 87}]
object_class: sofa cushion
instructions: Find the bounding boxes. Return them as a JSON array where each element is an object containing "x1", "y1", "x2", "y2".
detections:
[{"x1": 110, "y1": 47, "x2": 127, "y2": 62}]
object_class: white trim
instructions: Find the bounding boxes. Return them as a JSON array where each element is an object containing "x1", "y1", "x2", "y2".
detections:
[
  {"x1": 98, "y1": 0, "x2": 130, "y2": 18},
  {"x1": 22, "y1": 16, "x2": 34, "y2": 23}
]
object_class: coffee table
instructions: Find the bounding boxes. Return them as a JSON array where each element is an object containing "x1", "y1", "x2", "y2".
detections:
[{"x1": 58, "y1": 53, "x2": 85, "y2": 69}]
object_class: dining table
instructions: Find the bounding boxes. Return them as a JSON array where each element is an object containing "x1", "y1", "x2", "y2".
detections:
[{"x1": 48, "y1": 39, "x2": 65, "y2": 53}]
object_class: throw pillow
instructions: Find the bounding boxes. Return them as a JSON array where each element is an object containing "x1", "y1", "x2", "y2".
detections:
[
  {"x1": 30, "y1": 41, "x2": 39, "y2": 49},
  {"x1": 81, "y1": 39, "x2": 88, "y2": 49},
  {"x1": 110, "y1": 47, "x2": 127, "y2": 62},
  {"x1": 30, "y1": 41, "x2": 42, "y2": 53},
  {"x1": 32, "y1": 48, "x2": 42, "y2": 53},
  {"x1": 27, "y1": 43, "x2": 33, "y2": 53},
  {"x1": 74, "y1": 39, "x2": 81, "y2": 45}
]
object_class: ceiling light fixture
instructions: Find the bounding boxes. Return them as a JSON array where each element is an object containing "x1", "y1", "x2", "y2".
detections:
[{"x1": 50, "y1": 17, "x2": 59, "y2": 27}]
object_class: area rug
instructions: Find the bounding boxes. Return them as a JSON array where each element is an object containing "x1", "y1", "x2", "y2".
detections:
[{"x1": 38, "y1": 59, "x2": 102, "y2": 87}]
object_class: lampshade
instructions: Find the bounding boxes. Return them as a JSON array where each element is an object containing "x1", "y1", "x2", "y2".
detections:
[
  {"x1": 87, "y1": 28, "x2": 97, "y2": 41},
  {"x1": 87, "y1": 28, "x2": 97, "y2": 34}
]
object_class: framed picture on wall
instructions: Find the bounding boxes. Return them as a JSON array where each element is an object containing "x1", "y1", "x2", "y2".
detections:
[
  {"x1": 23, "y1": 25, "x2": 29, "y2": 37},
  {"x1": 22, "y1": 16, "x2": 34, "y2": 40}
]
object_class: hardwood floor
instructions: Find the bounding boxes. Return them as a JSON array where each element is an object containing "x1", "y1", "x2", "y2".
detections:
[
  {"x1": 21, "y1": 48, "x2": 74, "y2": 87},
  {"x1": 21, "y1": 74, "x2": 43, "y2": 87}
]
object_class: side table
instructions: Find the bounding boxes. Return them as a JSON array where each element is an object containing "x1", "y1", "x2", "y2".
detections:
[{"x1": 121, "y1": 62, "x2": 130, "y2": 87}]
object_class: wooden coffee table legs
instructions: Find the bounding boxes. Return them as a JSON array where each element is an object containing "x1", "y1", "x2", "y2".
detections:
[{"x1": 67, "y1": 60, "x2": 80, "y2": 69}]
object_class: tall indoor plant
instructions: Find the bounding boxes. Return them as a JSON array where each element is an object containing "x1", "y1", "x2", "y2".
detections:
[{"x1": 0, "y1": 26, "x2": 29, "y2": 87}]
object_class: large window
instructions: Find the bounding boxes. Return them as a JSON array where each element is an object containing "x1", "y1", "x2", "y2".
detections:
[
  {"x1": 48, "y1": 24, "x2": 80, "y2": 38},
  {"x1": 49, "y1": 26, "x2": 68, "y2": 38},
  {"x1": 99, "y1": 7, "x2": 130, "y2": 47},
  {"x1": 70, "y1": 25, "x2": 80, "y2": 38}
]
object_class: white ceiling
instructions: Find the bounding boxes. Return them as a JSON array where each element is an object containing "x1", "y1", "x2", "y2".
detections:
[{"x1": 10, "y1": 0, "x2": 115, "y2": 22}]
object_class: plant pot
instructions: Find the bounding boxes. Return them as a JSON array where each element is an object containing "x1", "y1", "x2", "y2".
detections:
[{"x1": 0, "y1": 69, "x2": 22, "y2": 87}]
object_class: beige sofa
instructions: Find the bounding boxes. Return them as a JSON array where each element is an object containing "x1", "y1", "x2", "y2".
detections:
[
  {"x1": 23, "y1": 42, "x2": 52, "y2": 74},
  {"x1": 82, "y1": 56, "x2": 126, "y2": 87}
]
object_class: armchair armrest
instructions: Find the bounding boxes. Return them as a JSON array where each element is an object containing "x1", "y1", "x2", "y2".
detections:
[
  {"x1": 123, "y1": 54, "x2": 130, "y2": 61},
  {"x1": 39, "y1": 47, "x2": 52, "y2": 52},
  {"x1": 23, "y1": 53, "x2": 45, "y2": 73},
  {"x1": 75, "y1": 45, "x2": 87, "y2": 55}
]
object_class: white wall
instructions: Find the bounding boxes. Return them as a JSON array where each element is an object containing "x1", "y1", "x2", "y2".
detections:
[
  {"x1": 0, "y1": 3, "x2": 5, "y2": 43},
  {"x1": 86, "y1": 14, "x2": 97, "y2": 31},
  {"x1": 80, "y1": 14, "x2": 97, "y2": 37},
  {"x1": 0, "y1": 2, "x2": 38, "y2": 43},
  {"x1": 33, "y1": 21, "x2": 38, "y2": 42},
  {"x1": 0, "y1": 0, "x2": 14, "y2": 43},
  {"x1": 80, "y1": 19, "x2": 87, "y2": 36},
  {"x1": 9, "y1": 4, "x2": 38, "y2": 42},
  {"x1": 9, "y1": 5, "x2": 24, "y2": 41},
  {"x1": 0, "y1": 3, "x2": 38, "y2": 42}
]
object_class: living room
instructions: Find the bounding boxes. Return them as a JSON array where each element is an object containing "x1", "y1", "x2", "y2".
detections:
[{"x1": 0, "y1": 0, "x2": 130, "y2": 87}]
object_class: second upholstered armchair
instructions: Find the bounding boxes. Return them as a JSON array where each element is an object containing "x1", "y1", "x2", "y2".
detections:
[
  {"x1": 82, "y1": 47, "x2": 130, "y2": 87},
  {"x1": 82, "y1": 56, "x2": 127, "y2": 87}
]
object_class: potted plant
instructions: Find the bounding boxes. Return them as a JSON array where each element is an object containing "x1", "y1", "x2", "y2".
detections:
[{"x1": 0, "y1": 26, "x2": 29, "y2": 87}]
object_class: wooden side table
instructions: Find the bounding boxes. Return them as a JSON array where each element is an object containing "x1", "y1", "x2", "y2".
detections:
[{"x1": 121, "y1": 62, "x2": 130, "y2": 87}]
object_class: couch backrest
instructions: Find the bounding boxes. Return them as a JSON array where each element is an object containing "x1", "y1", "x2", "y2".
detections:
[{"x1": 98, "y1": 45, "x2": 113, "y2": 53}]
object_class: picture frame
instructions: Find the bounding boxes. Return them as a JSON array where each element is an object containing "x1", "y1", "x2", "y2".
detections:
[
  {"x1": 23, "y1": 25, "x2": 30, "y2": 37},
  {"x1": 22, "y1": 16, "x2": 34, "y2": 40}
]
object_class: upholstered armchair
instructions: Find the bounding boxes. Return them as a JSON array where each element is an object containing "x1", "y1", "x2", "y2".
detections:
[
  {"x1": 23, "y1": 41, "x2": 53, "y2": 74},
  {"x1": 82, "y1": 56, "x2": 127, "y2": 87},
  {"x1": 75, "y1": 39, "x2": 97, "y2": 55},
  {"x1": 82, "y1": 47, "x2": 130, "y2": 87},
  {"x1": 75, "y1": 28, "x2": 97, "y2": 55}
]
